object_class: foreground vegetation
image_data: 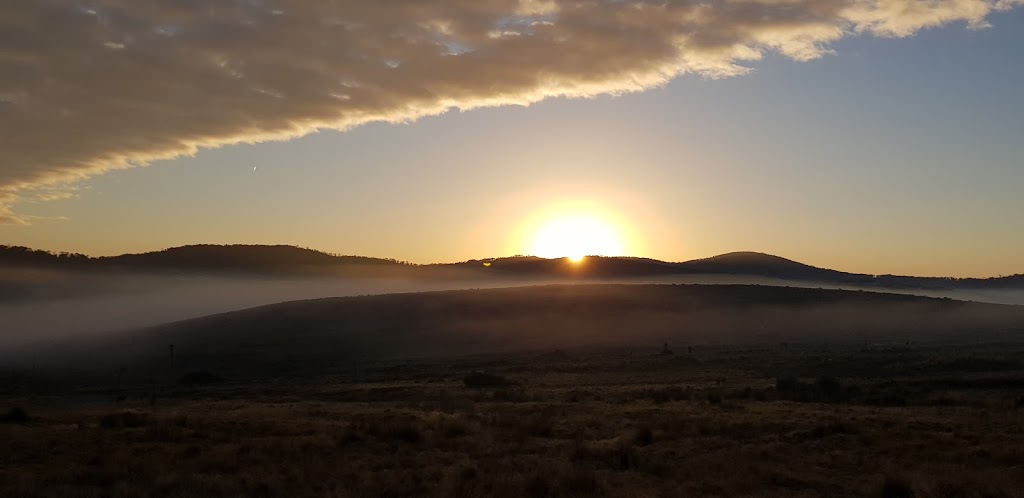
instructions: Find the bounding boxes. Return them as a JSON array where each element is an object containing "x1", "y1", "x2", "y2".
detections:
[{"x1": 4, "y1": 343, "x2": 1024, "y2": 497}]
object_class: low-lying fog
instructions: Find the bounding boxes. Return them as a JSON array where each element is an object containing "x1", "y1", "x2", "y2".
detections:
[{"x1": 2, "y1": 267, "x2": 1023, "y2": 351}]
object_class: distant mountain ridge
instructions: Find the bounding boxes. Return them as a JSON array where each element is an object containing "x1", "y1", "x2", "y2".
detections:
[
  {"x1": 0, "y1": 244, "x2": 409, "y2": 273},
  {"x1": 1, "y1": 243, "x2": 1022, "y2": 290},
  {"x1": 105, "y1": 244, "x2": 410, "y2": 271},
  {"x1": 457, "y1": 251, "x2": 1024, "y2": 290}
]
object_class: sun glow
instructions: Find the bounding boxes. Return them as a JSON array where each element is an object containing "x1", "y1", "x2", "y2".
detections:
[
  {"x1": 501, "y1": 190, "x2": 653, "y2": 261},
  {"x1": 530, "y1": 214, "x2": 624, "y2": 260}
]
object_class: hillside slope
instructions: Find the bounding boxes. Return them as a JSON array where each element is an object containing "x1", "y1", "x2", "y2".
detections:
[{"x1": 21, "y1": 284, "x2": 1024, "y2": 381}]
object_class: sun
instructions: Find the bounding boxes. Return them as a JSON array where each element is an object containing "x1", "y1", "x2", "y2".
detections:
[{"x1": 530, "y1": 214, "x2": 624, "y2": 261}]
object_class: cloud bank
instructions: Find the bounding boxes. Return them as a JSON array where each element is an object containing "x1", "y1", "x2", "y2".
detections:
[{"x1": 0, "y1": 0, "x2": 1020, "y2": 223}]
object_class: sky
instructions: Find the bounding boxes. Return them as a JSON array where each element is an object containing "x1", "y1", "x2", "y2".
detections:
[{"x1": 1, "y1": 0, "x2": 1023, "y2": 277}]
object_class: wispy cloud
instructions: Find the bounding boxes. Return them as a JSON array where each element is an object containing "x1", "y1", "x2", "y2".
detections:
[{"x1": 0, "y1": 0, "x2": 1019, "y2": 223}]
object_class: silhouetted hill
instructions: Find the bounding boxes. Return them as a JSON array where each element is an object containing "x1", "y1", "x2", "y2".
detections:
[
  {"x1": 2, "y1": 244, "x2": 1021, "y2": 289},
  {"x1": 450, "y1": 252, "x2": 845, "y2": 279},
  {"x1": 455, "y1": 255, "x2": 679, "y2": 277},
  {"x1": 99, "y1": 244, "x2": 407, "y2": 272},
  {"x1": 21, "y1": 284, "x2": 1024, "y2": 380},
  {"x1": 0, "y1": 244, "x2": 408, "y2": 274},
  {"x1": 676, "y1": 252, "x2": 846, "y2": 280},
  {"x1": 0, "y1": 245, "x2": 91, "y2": 265},
  {"x1": 460, "y1": 252, "x2": 1023, "y2": 291}
]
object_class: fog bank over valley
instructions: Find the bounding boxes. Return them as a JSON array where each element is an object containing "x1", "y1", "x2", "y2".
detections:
[{"x1": 2, "y1": 264, "x2": 1023, "y2": 352}]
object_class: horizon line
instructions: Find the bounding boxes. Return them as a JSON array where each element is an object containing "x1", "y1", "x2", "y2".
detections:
[{"x1": 4, "y1": 242, "x2": 1022, "y2": 281}]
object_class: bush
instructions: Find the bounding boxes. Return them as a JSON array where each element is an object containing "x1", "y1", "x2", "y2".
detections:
[
  {"x1": 1, "y1": 407, "x2": 29, "y2": 424},
  {"x1": 633, "y1": 425, "x2": 654, "y2": 447},
  {"x1": 645, "y1": 385, "x2": 691, "y2": 403},
  {"x1": 808, "y1": 422, "x2": 857, "y2": 439},
  {"x1": 434, "y1": 392, "x2": 476, "y2": 414},
  {"x1": 433, "y1": 414, "x2": 471, "y2": 438},
  {"x1": 880, "y1": 474, "x2": 914, "y2": 498},
  {"x1": 816, "y1": 376, "x2": 843, "y2": 394},
  {"x1": 179, "y1": 370, "x2": 222, "y2": 386},
  {"x1": 491, "y1": 386, "x2": 530, "y2": 402},
  {"x1": 381, "y1": 417, "x2": 423, "y2": 443},
  {"x1": 525, "y1": 464, "x2": 602, "y2": 496},
  {"x1": 564, "y1": 389, "x2": 601, "y2": 403},
  {"x1": 574, "y1": 439, "x2": 640, "y2": 471},
  {"x1": 463, "y1": 371, "x2": 508, "y2": 388},
  {"x1": 776, "y1": 376, "x2": 803, "y2": 392},
  {"x1": 99, "y1": 411, "x2": 149, "y2": 429},
  {"x1": 775, "y1": 375, "x2": 850, "y2": 403}
]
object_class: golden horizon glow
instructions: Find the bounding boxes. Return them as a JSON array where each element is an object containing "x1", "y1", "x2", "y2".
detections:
[{"x1": 529, "y1": 213, "x2": 625, "y2": 260}]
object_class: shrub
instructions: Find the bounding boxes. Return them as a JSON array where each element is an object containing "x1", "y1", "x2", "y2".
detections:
[
  {"x1": 816, "y1": 376, "x2": 843, "y2": 394},
  {"x1": 383, "y1": 418, "x2": 423, "y2": 443},
  {"x1": 515, "y1": 409, "x2": 558, "y2": 438},
  {"x1": 179, "y1": 370, "x2": 222, "y2": 387},
  {"x1": 99, "y1": 411, "x2": 149, "y2": 429},
  {"x1": 424, "y1": 412, "x2": 473, "y2": 439},
  {"x1": 525, "y1": 464, "x2": 601, "y2": 496},
  {"x1": 646, "y1": 385, "x2": 691, "y2": 403},
  {"x1": 880, "y1": 474, "x2": 914, "y2": 498},
  {"x1": 492, "y1": 386, "x2": 530, "y2": 402},
  {"x1": 181, "y1": 445, "x2": 201, "y2": 459},
  {"x1": 808, "y1": 422, "x2": 857, "y2": 439},
  {"x1": 1, "y1": 407, "x2": 29, "y2": 424},
  {"x1": 463, "y1": 371, "x2": 508, "y2": 388},
  {"x1": 776, "y1": 376, "x2": 803, "y2": 392},
  {"x1": 435, "y1": 392, "x2": 476, "y2": 414},
  {"x1": 574, "y1": 439, "x2": 640, "y2": 471},
  {"x1": 565, "y1": 467, "x2": 601, "y2": 494},
  {"x1": 633, "y1": 425, "x2": 654, "y2": 447},
  {"x1": 775, "y1": 375, "x2": 851, "y2": 403},
  {"x1": 564, "y1": 389, "x2": 600, "y2": 403},
  {"x1": 171, "y1": 414, "x2": 188, "y2": 428}
]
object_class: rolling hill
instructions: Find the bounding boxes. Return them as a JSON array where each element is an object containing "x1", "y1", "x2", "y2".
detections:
[
  {"x1": 20, "y1": 284, "x2": 1024, "y2": 381},
  {"x1": 0, "y1": 244, "x2": 408, "y2": 275},
  {"x1": 2, "y1": 244, "x2": 1022, "y2": 290}
]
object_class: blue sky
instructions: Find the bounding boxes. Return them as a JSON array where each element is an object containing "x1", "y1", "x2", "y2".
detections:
[{"x1": 2, "y1": 2, "x2": 1022, "y2": 277}]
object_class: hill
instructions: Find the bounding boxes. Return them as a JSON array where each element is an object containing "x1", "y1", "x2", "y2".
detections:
[
  {"x1": 99, "y1": 244, "x2": 408, "y2": 272},
  {"x1": 464, "y1": 251, "x2": 858, "y2": 280},
  {"x1": 456, "y1": 255, "x2": 680, "y2": 277},
  {"x1": 2, "y1": 244, "x2": 1022, "y2": 290},
  {"x1": 0, "y1": 244, "x2": 408, "y2": 275},
  {"x1": 677, "y1": 252, "x2": 848, "y2": 280},
  {"x1": 21, "y1": 284, "x2": 1024, "y2": 381}
]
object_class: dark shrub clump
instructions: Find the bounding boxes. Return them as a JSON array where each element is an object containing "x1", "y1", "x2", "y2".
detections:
[
  {"x1": 99, "y1": 411, "x2": 149, "y2": 429},
  {"x1": 776, "y1": 376, "x2": 803, "y2": 392},
  {"x1": 633, "y1": 425, "x2": 654, "y2": 447},
  {"x1": 463, "y1": 371, "x2": 508, "y2": 388},
  {"x1": 880, "y1": 474, "x2": 914, "y2": 498},
  {"x1": 1, "y1": 407, "x2": 29, "y2": 424},
  {"x1": 647, "y1": 385, "x2": 691, "y2": 403},
  {"x1": 179, "y1": 370, "x2": 222, "y2": 386},
  {"x1": 491, "y1": 386, "x2": 530, "y2": 402},
  {"x1": 816, "y1": 376, "x2": 843, "y2": 394}
]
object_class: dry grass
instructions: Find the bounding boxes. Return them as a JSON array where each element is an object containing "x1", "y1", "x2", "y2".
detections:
[{"x1": 3, "y1": 345, "x2": 1024, "y2": 497}]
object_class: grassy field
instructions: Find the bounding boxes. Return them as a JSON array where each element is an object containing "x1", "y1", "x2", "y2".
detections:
[{"x1": 4, "y1": 341, "x2": 1024, "y2": 497}]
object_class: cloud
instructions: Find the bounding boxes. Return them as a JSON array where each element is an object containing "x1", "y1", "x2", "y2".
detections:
[
  {"x1": 0, "y1": 192, "x2": 28, "y2": 225},
  {"x1": 0, "y1": 0, "x2": 1019, "y2": 222}
]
